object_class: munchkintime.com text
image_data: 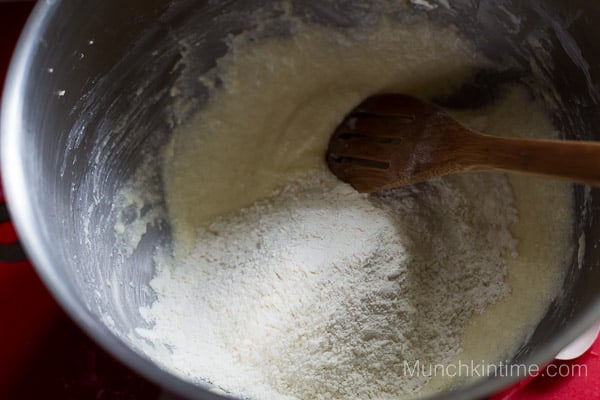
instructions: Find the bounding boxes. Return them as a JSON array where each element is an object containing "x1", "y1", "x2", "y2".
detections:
[{"x1": 403, "y1": 360, "x2": 588, "y2": 379}]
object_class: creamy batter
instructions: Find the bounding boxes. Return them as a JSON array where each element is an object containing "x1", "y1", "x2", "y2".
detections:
[
  {"x1": 163, "y1": 19, "x2": 485, "y2": 255},
  {"x1": 127, "y1": 8, "x2": 573, "y2": 400}
]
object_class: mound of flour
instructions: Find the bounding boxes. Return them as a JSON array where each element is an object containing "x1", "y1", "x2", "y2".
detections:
[
  {"x1": 125, "y1": 6, "x2": 568, "y2": 400},
  {"x1": 138, "y1": 170, "x2": 517, "y2": 399}
]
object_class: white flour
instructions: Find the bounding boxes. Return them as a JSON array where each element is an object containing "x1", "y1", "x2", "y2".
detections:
[
  {"x1": 126, "y1": 6, "x2": 574, "y2": 400},
  {"x1": 138, "y1": 170, "x2": 517, "y2": 399}
]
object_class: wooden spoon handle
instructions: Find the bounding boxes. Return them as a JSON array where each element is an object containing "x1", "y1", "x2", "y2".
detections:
[{"x1": 470, "y1": 133, "x2": 600, "y2": 186}]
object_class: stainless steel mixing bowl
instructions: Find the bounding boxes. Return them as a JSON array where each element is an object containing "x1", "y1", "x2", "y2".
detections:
[{"x1": 2, "y1": 1, "x2": 600, "y2": 399}]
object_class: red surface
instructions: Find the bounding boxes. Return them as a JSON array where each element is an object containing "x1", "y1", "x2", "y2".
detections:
[
  {"x1": 491, "y1": 342, "x2": 600, "y2": 400},
  {"x1": 0, "y1": 221, "x2": 18, "y2": 244},
  {"x1": 1, "y1": 1, "x2": 599, "y2": 400}
]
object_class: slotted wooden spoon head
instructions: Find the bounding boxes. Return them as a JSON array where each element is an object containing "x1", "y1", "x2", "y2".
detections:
[{"x1": 326, "y1": 94, "x2": 473, "y2": 193}]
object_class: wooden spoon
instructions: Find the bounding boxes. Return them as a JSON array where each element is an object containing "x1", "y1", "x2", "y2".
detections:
[{"x1": 326, "y1": 94, "x2": 600, "y2": 193}]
